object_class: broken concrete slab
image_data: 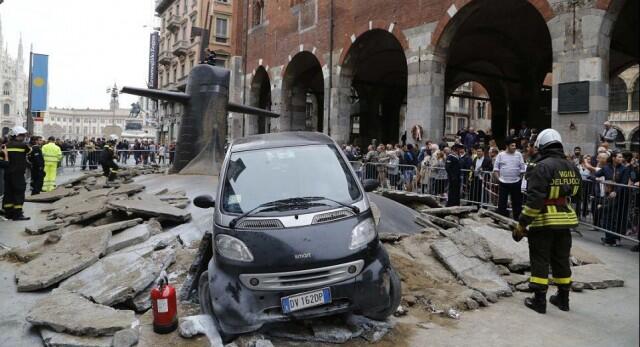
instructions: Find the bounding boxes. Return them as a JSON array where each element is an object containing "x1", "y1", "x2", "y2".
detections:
[
  {"x1": 570, "y1": 264, "x2": 624, "y2": 289},
  {"x1": 27, "y1": 290, "x2": 137, "y2": 336},
  {"x1": 464, "y1": 222, "x2": 530, "y2": 271},
  {"x1": 127, "y1": 248, "x2": 177, "y2": 312},
  {"x1": 439, "y1": 228, "x2": 493, "y2": 261},
  {"x1": 60, "y1": 251, "x2": 159, "y2": 306},
  {"x1": 24, "y1": 222, "x2": 59, "y2": 235},
  {"x1": 109, "y1": 195, "x2": 191, "y2": 222},
  {"x1": 109, "y1": 184, "x2": 145, "y2": 196},
  {"x1": 112, "y1": 328, "x2": 139, "y2": 347},
  {"x1": 15, "y1": 228, "x2": 112, "y2": 291},
  {"x1": 106, "y1": 224, "x2": 151, "y2": 254},
  {"x1": 40, "y1": 328, "x2": 113, "y2": 347},
  {"x1": 381, "y1": 190, "x2": 441, "y2": 208},
  {"x1": 418, "y1": 213, "x2": 459, "y2": 229},
  {"x1": 26, "y1": 188, "x2": 78, "y2": 203},
  {"x1": 178, "y1": 315, "x2": 223, "y2": 347},
  {"x1": 570, "y1": 245, "x2": 602, "y2": 265},
  {"x1": 431, "y1": 238, "x2": 512, "y2": 298},
  {"x1": 49, "y1": 196, "x2": 111, "y2": 220},
  {"x1": 421, "y1": 206, "x2": 478, "y2": 216},
  {"x1": 502, "y1": 273, "x2": 530, "y2": 286},
  {"x1": 41, "y1": 188, "x2": 109, "y2": 213}
]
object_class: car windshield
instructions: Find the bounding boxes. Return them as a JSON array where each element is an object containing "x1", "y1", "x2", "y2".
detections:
[{"x1": 222, "y1": 144, "x2": 361, "y2": 214}]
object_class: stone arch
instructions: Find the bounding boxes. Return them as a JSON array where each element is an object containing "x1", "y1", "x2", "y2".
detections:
[
  {"x1": 434, "y1": 0, "x2": 553, "y2": 142},
  {"x1": 337, "y1": 20, "x2": 409, "y2": 67},
  {"x1": 431, "y1": 0, "x2": 555, "y2": 49},
  {"x1": 280, "y1": 51, "x2": 324, "y2": 132},
  {"x1": 630, "y1": 126, "x2": 639, "y2": 152},
  {"x1": 336, "y1": 29, "x2": 408, "y2": 147},
  {"x1": 246, "y1": 66, "x2": 273, "y2": 135},
  {"x1": 601, "y1": 0, "x2": 638, "y2": 76}
]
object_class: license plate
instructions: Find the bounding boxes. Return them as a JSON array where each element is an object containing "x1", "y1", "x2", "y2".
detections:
[{"x1": 281, "y1": 287, "x2": 331, "y2": 314}]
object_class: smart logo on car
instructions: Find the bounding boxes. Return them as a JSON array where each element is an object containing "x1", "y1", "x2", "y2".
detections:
[{"x1": 294, "y1": 253, "x2": 312, "y2": 259}]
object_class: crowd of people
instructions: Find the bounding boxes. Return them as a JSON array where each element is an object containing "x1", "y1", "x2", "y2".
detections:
[
  {"x1": 343, "y1": 121, "x2": 639, "y2": 251},
  {"x1": 49, "y1": 137, "x2": 177, "y2": 169}
]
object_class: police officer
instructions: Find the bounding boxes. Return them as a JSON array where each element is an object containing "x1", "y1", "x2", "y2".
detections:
[
  {"x1": 28, "y1": 136, "x2": 45, "y2": 195},
  {"x1": 100, "y1": 135, "x2": 119, "y2": 181},
  {"x1": 445, "y1": 143, "x2": 464, "y2": 206},
  {"x1": 3, "y1": 126, "x2": 31, "y2": 220},
  {"x1": 513, "y1": 129, "x2": 581, "y2": 314}
]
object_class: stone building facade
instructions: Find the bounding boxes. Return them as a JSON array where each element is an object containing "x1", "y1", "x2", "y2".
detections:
[
  {"x1": 608, "y1": 64, "x2": 638, "y2": 151},
  {"x1": 155, "y1": 0, "x2": 238, "y2": 145},
  {"x1": 44, "y1": 106, "x2": 130, "y2": 141},
  {"x1": 229, "y1": 0, "x2": 638, "y2": 154},
  {"x1": 0, "y1": 16, "x2": 27, "y2": 136}
]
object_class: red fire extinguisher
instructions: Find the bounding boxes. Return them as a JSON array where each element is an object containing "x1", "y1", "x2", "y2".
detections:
[{"x1": 151, "y1": 275, "x2": 178, "y2": 334}]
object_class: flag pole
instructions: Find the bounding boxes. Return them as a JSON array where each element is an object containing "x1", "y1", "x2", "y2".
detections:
[{"x1": 26, "y1": 49, "x2": 34, "y2": 135}]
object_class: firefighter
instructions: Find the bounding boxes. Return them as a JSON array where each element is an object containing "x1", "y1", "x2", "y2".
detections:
[
  {"x1": 28, "y1": 136, "x2": 45, "y2": 195},
  {"x1": 100, "y1": 135, "x2": 119, "y2": 181},
  {"x1": 513, "y1": 129, "x2": 581, "y2": 314},
  {"x1": 3, "y1": 126, "x2": 31, "y2": 220},
  {"x1": 42, "y1": 136, "x2": 62, "y2": 192}
]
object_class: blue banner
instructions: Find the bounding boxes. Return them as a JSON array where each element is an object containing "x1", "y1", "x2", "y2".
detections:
[{"x1": 30, "y1": 53, "x2": 49, "y2": 112}]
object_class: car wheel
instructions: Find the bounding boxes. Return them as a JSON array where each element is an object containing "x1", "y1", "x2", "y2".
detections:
[
  {"x1": 198, "y1": 271, "x2": 237, "y2": 343},
  {"x1": 364, "y1": 267, "x2": 402, "y2": 321}
]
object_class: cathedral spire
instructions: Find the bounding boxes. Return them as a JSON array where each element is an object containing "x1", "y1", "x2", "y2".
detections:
[{"x1": 18, "y1": 33, "x2": 23, "y2": 61}]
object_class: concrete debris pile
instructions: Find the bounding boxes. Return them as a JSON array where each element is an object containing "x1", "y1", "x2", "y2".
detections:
[
  {"x1": 3, "y1": 170, "x2": 202, "y2": 346},
  {"x1": 380, "y1": 202, "x2": 624, "y2": 321}
]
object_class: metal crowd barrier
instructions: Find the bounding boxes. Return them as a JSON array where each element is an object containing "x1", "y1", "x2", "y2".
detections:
[
  {"x1": 58, "y1": 149, "x2": 175, "y2": 171},
  {"x1": 350, "y1": 161, "x2": 418, "y2": 192},
  {"x1": 350, "y1": 160, "x2": 639, "y2": 244},
  {"x1": 572, "y1": 179, "x2": 639, "y2": 243}
]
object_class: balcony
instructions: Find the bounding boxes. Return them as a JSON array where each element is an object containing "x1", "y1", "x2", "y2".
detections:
[
  {"x1": 172, "y1": 40, "x2": 190, "y2": 56},
  {"x1": 166, "y1": 15, "x2": 181, "y2": 32},
  {"x1": 158, "y1": 51, "x2": 173, "y2": 65}
]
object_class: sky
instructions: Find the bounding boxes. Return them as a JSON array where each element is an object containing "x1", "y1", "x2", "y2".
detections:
[{"x1": 0, "y1": 0, "x2": 158, "y2": 110}]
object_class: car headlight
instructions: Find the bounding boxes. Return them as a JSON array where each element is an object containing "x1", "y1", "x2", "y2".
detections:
[
  {"x1": 349, "y1": 218, "x2": 377, "y2": 250},
  {"x1": 215, "y1": 234, "x2": 254, "y2": 262}
]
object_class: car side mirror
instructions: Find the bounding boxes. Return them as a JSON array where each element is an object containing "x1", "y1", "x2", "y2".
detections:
[
  {"x1": 362, "y1": 179, "x2": 379, "y2": 193},
  {"x1": 194, "y1": 195, "x2": 215, "y2": 209}
]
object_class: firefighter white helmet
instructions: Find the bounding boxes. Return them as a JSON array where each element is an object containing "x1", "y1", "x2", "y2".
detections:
[
  {"x1": 9, "y1": 126, "x2": 28, "y2": 136},
  {"x1": 534, "y1": 129, "x2": 562, "y2": 150}
]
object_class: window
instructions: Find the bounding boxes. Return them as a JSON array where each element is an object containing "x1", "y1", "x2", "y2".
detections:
[
  {"x1": 458, "y1": 97, "x2": 465, "y2": 111},
  {"x1": 2, "y1": 103, "x2": 9, "y2": 115},
  {"x1": 252, "y1": 0, "x2": 265, "y2": 27},
  {"x1": 76, "y1": 127, "x2": 80, "y2": 134},
  {"x1": 190, "y1": 59, "x2": 195, "y2": 69},
  {"x1": 215, "y1": 17, "x2": 229, "y2": 43},
  {"x1": 181, "y1": 63, "x2": 185, "y2": 78},
  {"x1": 173, "y1": 67, "x2": 177, "y2": 82},
  {"x1": 214, "y1": 53, "x2": 228, "y2": 67},
  {"x1": 477, "y1": 102, "x2": 486, "y2": 119},
  {"x1": 2, "y1": 82, "x2": 10, "y2": 96},
  {"x1": 457, "y1": 117, "x2": 466, "y2": 133},
  {"x1": 446, "y1": 116, "x2": 452, "y2": 132}
]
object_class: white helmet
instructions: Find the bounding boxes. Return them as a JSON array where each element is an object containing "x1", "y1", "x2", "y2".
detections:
[
  {"x1": 534, "y1": 129, "x2": 562, "y2": 150},
  {"x1": 9, "y1": 126, "x2": 28, "y2": 136},
  {"x1": 109, "y1": 134, "x2": 118, "y2": 141}
]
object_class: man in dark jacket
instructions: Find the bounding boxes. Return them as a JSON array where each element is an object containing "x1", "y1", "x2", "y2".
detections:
[
  {"x1": 446, "y1": 144, "x2": 464, "y2": 206},
  {"x1": 514, "y1": 129, "x2": 581, "y2": 314},
  {"x1": 463, "y1": 127, "x2": 480, "y2": 152},
  {"x1": 28, "y1": 136, "x2": 45, "y2": 195}
]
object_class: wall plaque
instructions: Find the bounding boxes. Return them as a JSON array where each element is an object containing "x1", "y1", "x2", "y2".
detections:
[{"x1": 558, "y1": 81, "x2": 589, "y2": 114}]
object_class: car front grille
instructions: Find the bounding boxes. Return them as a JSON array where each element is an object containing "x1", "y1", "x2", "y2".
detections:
[
  {"x1": 239, "y1": 260, "x2": 365, "y2": 291},
  {"x1": 311, "y1": 209, "x2": 355, "y2": 224},
  {"x1": 236, "y1": 219, "x2": 284, "y2": 230}
]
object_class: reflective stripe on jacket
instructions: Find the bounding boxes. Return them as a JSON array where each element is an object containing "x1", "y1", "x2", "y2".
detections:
[
  {"x1": 519, "y1": 147, "x2": 581, "y2": 230},
  {"x1": 42, "y1": 142, "x2": 63, "y2": 163}
]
